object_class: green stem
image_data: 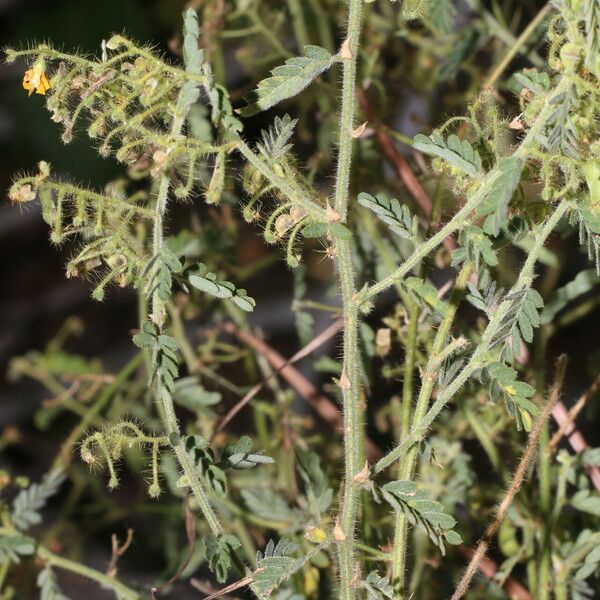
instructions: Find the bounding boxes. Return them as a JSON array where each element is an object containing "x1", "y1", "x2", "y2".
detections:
[
  {"x1": 536, "y1": 331, "x2": 552, "y2": 600},
  {"x1": 333, "y1": 2, "x2": 364, "y2": 599},
  {"x1": 483, "y1": 2, "x2": 552, "y2": 88},
  {"x1": 375, "y1": 201, "x2": 569, "y2": 474},
  {"x1": 333, "y1": 0, "x2": 363, "y2": 221},
  {"x1": 148, "y1": 46, "x2": 226, "y2": 540},
  {"x1": 392, "y1": 294, "x2": 420, "y2": 592},
  {"x1": 358, "y1": 76, "x2": 569, "y2": 303},
  {"x1": 335, "y1": 238, "x2": 363, "y2": 600},
  {"x1": 287, "y1": 0, "x2": 310, "y2": 47},
  {"x1": 37, "y1": 545, "x2": 140, "y2": 600},
  {"x1": 391, "y1": 261, "x2": 472, "y2": 589},
  {"x1": 236, "y1": 139, "x2": 327, "y2": 221}
]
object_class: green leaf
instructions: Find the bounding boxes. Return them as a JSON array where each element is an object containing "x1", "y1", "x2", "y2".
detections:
[
  {"x1": 296, "y1": 448, "x2": 334, "y2": 517},
  {"x1": 477, "y1": 157, "x2": 524, "y2": 236},
  {"x1": 429, "y1": 0, "x2": 456, "y2": 34},
  {"x1": 181, "y1": 8, "x2": 203, "y2": 73},
  {"x1": 405, "y1": 277, "x2": 448, "y2": 318},
  {"x1": 173, "y1": 377, "x2": 221, "y2": 412},
  {"x1": 257, "y1": 114, "x2": 298, "y2": 161},
  {"x1": 301, "y1": 222, "x2": 328, "y2": 238},
  {"x1": 542, "y1": 269, "x2": 600, "y2": 324},
  {"x1": 383, "y1": 480, "x2": 417, "y2": 497},
  {"x1": 189, "y1": 267, "x2": 234, "y2": 299},
  {"x1": 413, "y1": 132, "x2": 482, "y2": 175},
  {"x1": 485, "y1": 362, "x2": 539, "y2": 429},
  {"x1": 204, "y1": 533, "x2": 241, "y2": 583},
  {"x1": 582, "y1": 448, "x2": 600, "y2": 468},
  {"x1": 453, "y1": 225, "x2": 498, "y2": 272},
  {"x1": 242, "y1": 489, "x2": 305, "y2": 531},
  {"x1": 360, "y1": 570, "x2": 394, "y2": 599},
  {"x1": 330, "y1": 223, "x2": 352, "y2": 241},
  {"x1": 12, "y1": 470, "x2": 65, "y2": 531},
  {"x1": 132, "y1": 329, "x2": 155, "y2": 349},
  {"x1": 232, "y1": 290, "x2": 256, "y2": 312},
  {"x1": 253, "y1": 538, "x2": 327, "y2": 596},
  {"x1": 187, "y1": 264, "x2": 255, "y2": 311},
  {"x1": 381, "y1": 480, "x2": 459, "y2": 554},
  {"x1": 572, "y1": 490, "x2": 600, "y2": 517},
  {"x1": 357, "y1": 192, "x2": 419, "y2": 241},
  {"x1": 444, "y1": 530, "x2": 463, "y2": 545},
  {"x1": 239, "y1": 45, "x2": 335, "y2": 117},
  {"x1": 513, "y1": 68, "x2": 551, "y2": 95},
  {"x1": 221, "y1": 436, "x2": 274, "y2": 470},
  {"x1": 136, "y1": 322, "x2": 179, "y2": 395},
  {"x1": 0, "y1": 534, "x2": 35, "y2": 563}
]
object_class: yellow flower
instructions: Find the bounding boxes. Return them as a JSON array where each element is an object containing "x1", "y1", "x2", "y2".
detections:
[{"x1": 22, "y1": 64, "x2": 50, "y2": 96}]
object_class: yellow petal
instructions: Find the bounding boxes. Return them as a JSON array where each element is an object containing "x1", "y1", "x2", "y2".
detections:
[{"x1": 36, "y1": 73, "x2": 50, "y2": 95}]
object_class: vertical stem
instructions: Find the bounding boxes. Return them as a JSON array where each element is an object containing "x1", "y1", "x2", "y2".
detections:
[
  {"x1": 392, "y1": 293, "x2": 420, "y2": 593},
  {"x1": 152, "y1": 167, "x2": 224, "y2": 539},
  {"x1": 333, "y1": 2, "x2": 364, "y2": 598},
  {"x1": 287, "y1": 0, "x2": 310, "y2": 48},
  {"x1": 335, "y1": 239, "x2": 363, "y2": 600},
  {"x1": 536, "y1": 331, "x2": 552, "y2": 600},
  {"x1": 538, "y1": 421, "x2": 552, "y2": 598},
  {"x1": 148, "y1": 15, "x2": 226, "y2": 538},
  {"x1": 376, "y1": 200, "x2": 569, "y2": 474},
  {"x1": 391, "y1": 262, "x2": 473, "y2": 590},
  {"x1": 400, "y1": 301, "x2": 420, "y2": 441},
  {"x1": 334, "y1": 0, "x2": 364, "y2": 220}
]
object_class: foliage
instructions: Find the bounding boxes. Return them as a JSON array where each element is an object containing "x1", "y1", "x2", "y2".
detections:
[
  {"x1": 2, "y1": 1, "x2": 600, "y2": 599},
  {"x1": 11, "y1": 470, "x2": 65, "y2": 531},
  {"x1": 239, "y1": 45, "x2": 336, "y2": 116},
  {"x1": 380, "y1": 480, "x2": 462, "y2": 553}
]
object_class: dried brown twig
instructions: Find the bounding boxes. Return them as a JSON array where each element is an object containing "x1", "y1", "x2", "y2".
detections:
[
  {"x1": 457, "y1": 545, "x2": 531, "y2": 600},
  {"x1": 220, "y1": 320, "x2": 382, "y2": 461},
  {"x1": 451, "y1": 355, "x2": 568, "y2": 600}
]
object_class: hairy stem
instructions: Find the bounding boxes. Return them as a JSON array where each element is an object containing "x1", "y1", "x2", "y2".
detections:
[
  {"x1": 334, "y1": 1, "x2": 364, "y2": 598},
  {"x1": 391, "y1": 294, "x2": 420, "y2": 592},
  {"x1": 358, "y1": 75, "x2": 569, "y2": 303},
  {"x1": 391, "y1": 261, "x2": 473, "y2": 589},
  {"x1": 149, "y1": 39, "x2": 225, "y2": 538},
  {"x1": 375, "y1": 200, "x2": 570, "y2": 474},
  {"x1": 236, "y1": 138, "x2": 327, "y2": 221},
  {"x1": 334, "y1": 0, "x2": 363, "y2": 220}
]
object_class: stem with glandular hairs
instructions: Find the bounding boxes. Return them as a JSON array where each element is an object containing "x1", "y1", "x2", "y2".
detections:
[
  {"x1": 391, "y1": 261, "x2": 473, "y2": 591},
  {"x1": 333, "y1": 0, "x2": 364, "y2": 598},
  {"x1": 375, "y1": 200, "x2": 570, "y2": 475}
]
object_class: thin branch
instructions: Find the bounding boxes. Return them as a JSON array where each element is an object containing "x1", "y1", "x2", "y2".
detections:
[
  {"x1": 451, "y1": 355, "x2": 568, "y2": 600},
  {"x1": 221, "y1": 321, "x2": 382, "y2": 461},
  {"x1": 106, "y1": 528, "x2": 134, "y2": 578},
  {"x1": 549, "y1": 374, "x2": 600, "y2": 454},
  {"x1": 457, "y1": 545, "x2": 531, "y2": 600}
]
